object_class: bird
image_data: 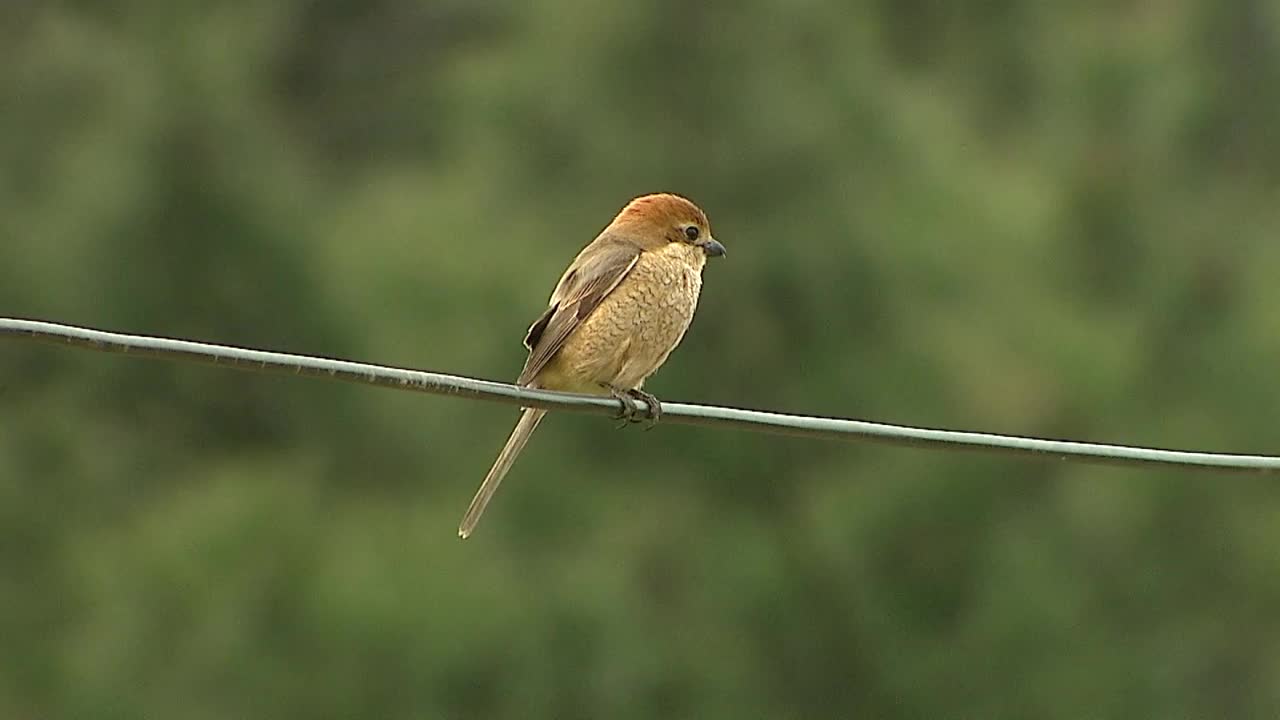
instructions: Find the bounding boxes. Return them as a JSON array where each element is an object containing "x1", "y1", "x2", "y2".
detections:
[{"x1": 458, "y1": 193, "x2": 726, "y2": 539}]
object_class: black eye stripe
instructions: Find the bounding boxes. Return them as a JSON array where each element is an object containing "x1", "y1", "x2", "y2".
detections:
[{"x1": 684, "y1": 225, "x2": 700, "y2": 241}]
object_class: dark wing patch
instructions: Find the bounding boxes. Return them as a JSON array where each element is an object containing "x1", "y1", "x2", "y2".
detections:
[
  {"x1": 523, "y1": 302, "x2": 557, "y2": 352},
  {"x1": 516, "y1": 240, "x2": 640, "y2": 386}
]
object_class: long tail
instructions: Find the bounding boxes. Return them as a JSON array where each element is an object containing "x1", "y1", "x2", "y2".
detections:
[{"x1": 458, "y1": 408, "x2": 547, "y2": 539}]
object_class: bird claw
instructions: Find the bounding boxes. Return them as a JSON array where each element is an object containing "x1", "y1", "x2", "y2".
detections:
[
  {"x1": 606, "y1": 385, "x2": 636, "y2": 427},
  {"x1": 605, "y1": 386, "x2": 662, "y2": 429},
  {"x1": 630, "y1": 388, "x2": 662, "y2": 430}
]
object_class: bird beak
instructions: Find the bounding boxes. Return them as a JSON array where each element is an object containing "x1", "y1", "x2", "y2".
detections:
[{"x1": 700, "y1": 238, "x2": 726, "y2": 258}]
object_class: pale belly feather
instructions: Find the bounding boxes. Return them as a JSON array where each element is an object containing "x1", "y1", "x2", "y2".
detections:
[{"x1": 542, "y1": 244, "x2": 705, "y2": 393}]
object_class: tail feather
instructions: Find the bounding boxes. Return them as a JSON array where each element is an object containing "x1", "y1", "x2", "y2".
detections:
[{"x1": 458, "y1": 408, "x2": 547, "y2": 539}]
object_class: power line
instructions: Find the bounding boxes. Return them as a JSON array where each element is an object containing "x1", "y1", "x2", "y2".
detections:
[{"x1": 3, "y1": 317, "x2": 1278, "y2": 474}]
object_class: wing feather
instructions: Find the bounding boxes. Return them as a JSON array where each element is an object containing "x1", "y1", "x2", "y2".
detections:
[{"x1": 516, "y1": 239, "x2": 640, "y2": 386}]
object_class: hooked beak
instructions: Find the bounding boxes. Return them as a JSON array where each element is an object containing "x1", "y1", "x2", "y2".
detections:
[{"x1": 700, "y1": 237, "x2": 726, "y2": 258}]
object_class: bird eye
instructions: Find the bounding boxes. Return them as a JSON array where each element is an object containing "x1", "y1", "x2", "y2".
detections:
[{"x1": 684, "y1": 225, "x2": 700, "y2": 241}]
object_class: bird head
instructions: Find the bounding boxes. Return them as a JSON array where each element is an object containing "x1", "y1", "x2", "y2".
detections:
[{"x1": 607, "y1": 193, "x2": 726, "y2": 258}]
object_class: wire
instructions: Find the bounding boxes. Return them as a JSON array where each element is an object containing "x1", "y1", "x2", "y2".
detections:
[{"x1": 3, "y1": 317, "x2": 1278, "y2": 474}]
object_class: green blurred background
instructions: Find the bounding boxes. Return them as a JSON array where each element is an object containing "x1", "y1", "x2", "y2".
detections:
[{"x1": 4, "y1": 1, "x2": 1280, "y2": 717}]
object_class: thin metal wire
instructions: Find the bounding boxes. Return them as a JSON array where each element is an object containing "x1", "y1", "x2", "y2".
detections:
[{"x1": 3, "y1": 317, "x2": 1278, "y2": 473}]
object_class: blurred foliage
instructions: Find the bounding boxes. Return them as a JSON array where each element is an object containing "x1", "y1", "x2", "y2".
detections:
[{"x1": 3, "y1": 1, "x2": 1280, "y2": 717}]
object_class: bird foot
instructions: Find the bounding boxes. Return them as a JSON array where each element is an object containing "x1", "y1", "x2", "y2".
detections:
[
  {"x1": 605, "y1": 386, "x2": 662, "y2": 429},
  {"x1": 630, "y1": 388, "x2": 662, "y2": 430},
  {"x1": 606, "y1": 385, "x2": 639, "y2": 428}
]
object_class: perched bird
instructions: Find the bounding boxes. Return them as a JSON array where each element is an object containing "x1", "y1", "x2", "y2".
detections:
[{"x1": 458, "y1": 193, "x2": 726, "y2": 538}]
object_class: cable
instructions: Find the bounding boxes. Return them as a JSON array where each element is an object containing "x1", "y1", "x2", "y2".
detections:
[{"x1": 3, "y1": 317, "x2": 1277, "y2": 474}]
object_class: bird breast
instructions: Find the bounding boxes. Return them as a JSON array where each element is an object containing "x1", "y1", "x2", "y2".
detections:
[{"x1": 554, "y1": 243, "x2": 705, "y2": 390}]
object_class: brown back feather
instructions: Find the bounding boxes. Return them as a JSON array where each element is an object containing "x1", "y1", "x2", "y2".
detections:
[{"x1": 516, "y1": 237, "x2": 641, "y2": 386}]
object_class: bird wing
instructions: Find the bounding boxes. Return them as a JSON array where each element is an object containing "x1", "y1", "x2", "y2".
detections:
[{"x1": 516, "y1": 238, "x2": 641, "y2": 386}]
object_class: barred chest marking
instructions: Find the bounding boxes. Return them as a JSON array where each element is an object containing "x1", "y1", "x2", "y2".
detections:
[{"x1": 553, "y1": 243, "x2": 707, "y2": 390}]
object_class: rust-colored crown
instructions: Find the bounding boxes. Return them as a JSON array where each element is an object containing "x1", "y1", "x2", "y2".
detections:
[{"x1": 612, "y1": 193, "x2": 709, "y2": 231}]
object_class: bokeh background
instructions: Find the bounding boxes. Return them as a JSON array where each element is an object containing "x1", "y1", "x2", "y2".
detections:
[{"x1": 4, "y1": 1, "x2": 1280, "y2": 717}]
